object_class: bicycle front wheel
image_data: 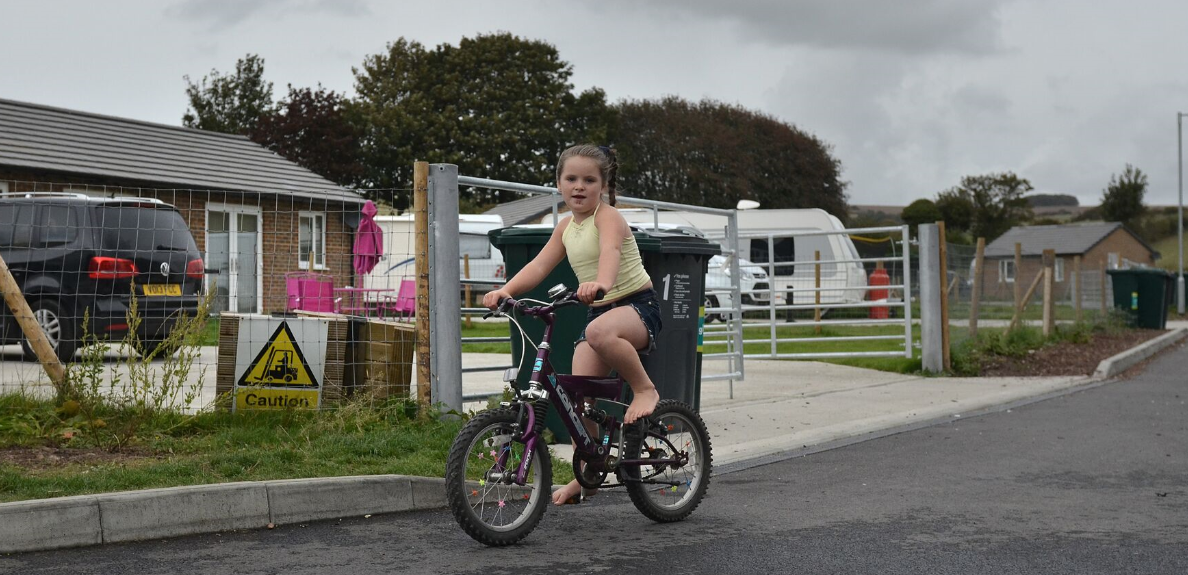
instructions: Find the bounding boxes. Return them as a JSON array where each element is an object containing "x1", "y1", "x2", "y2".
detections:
[
  {"x1": 445, "y1": 408, "x2": 552, "y2": 545},
  {"x1": 620, "y1": 399, "x2": 712, "y2": 522}
]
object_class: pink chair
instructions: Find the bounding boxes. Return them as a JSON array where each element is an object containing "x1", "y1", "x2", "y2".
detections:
[
  {"x1": 286, "y1": 272, "x2": 335, "y2": 313},
  {"x1": 383, "y1": 280, "x2": 417, "y2": 321}
]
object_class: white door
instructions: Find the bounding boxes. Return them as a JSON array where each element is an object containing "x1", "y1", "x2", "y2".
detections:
[{"x1": 206, "y1": 205, "x2": 263, "y2": 314}]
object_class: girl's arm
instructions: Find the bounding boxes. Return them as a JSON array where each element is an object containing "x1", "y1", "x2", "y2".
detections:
[
  {"x1": 483, "y1": 218, "x2": 570, "y2": 307},
  {"x1": 576, "y1": 207, "x2": 628, "y2": 304}
]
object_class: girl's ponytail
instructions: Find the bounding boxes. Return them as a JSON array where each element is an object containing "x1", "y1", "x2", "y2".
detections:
[{"x1": 600, "y1": 146, "x2": 618, "y2": 207}]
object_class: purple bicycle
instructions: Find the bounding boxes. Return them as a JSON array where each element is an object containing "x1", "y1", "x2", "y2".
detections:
[{"x1": 445, "y1": 284, "x2": 713, "y2": 546}]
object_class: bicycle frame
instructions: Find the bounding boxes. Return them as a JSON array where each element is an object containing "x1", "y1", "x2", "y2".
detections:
[{"x1": 506, "y1": 297, "x2": 683, "y2": 485}]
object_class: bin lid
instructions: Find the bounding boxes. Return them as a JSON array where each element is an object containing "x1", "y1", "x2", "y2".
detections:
[
  {"x1": 1106, "y1": 267, "x2": 1173, "y2": 277},
  {"x1": 632, "y1": 229, "x2": 721, "y2": 256},
  {"x1": 489, "y1": 226, "x2": 720, "y2": 256},
  {"x1": 488, "y1": 226, "x2": 554, "y2": 246}
]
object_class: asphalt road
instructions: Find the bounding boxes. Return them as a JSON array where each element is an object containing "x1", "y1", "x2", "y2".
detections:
[{"x1": 4, "y1": 344, "x2": 1186, "y2": 575}]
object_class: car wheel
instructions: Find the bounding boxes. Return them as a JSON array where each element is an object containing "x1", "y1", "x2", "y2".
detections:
[
  {"x1": 704, "y1": 296, "x2": 722, "y2": 324},
  {"x1": 21, "y1": 299, "x2": 79, "y2": 363}
]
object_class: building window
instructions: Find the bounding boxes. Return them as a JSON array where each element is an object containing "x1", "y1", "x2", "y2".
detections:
[
  {"x1": 999, "y1": 260, "x2": 1014, "y2": 283},
  {"x1": 299, "y1": 212, "x2": 326, "y2": 270},
  {"x1": 0, "y1": 182, "x2": 8, "y2": 193},
  {"x1": 1054, "y1": 258, "x2": 1065, "y2": 282}
]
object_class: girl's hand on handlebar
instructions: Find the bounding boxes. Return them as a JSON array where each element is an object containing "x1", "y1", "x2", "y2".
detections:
[
  {"x1": 483, "y1": 289, "x2": 512, "y2": 310},
  {"x1": 576, "y1": 282, "x2": 609, "y2": 305}
]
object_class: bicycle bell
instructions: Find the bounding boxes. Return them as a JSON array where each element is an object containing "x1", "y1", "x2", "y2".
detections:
[{"x1": 547, "y1": 283, "x2": 569, "y2": 300}]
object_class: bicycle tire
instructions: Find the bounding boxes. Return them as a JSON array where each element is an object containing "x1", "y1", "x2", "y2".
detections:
[
  {"x1": 620, "y1": 399, "x2": 713, "y2": 522},
  {"x1": 445, "y1": 408, "x2": 552, "y2": 545}
]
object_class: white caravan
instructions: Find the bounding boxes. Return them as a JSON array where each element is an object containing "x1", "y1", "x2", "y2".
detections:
[
  {"x1": 619, "y1": 208, "x2": 867, "y2": 307},
  {"x1": 364, "y1": 214, "x2": 506, "y2": 291}
]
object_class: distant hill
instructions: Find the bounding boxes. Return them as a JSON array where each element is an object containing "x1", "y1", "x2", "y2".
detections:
[{"x1": 1026, "y1": 193, "x2": 1079, "y2": 208}]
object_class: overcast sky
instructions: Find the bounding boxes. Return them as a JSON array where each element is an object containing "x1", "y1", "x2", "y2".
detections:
[{"x1": 3, "y1": 0, "x2": 1187, "y2": 207}]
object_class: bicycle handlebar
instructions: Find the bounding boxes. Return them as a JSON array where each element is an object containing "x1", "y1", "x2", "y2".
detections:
[{"x1": 483, "y1": 289, "x2": 605, "y2": 319}]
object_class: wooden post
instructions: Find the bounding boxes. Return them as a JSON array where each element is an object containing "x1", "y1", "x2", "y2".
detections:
[
  {"x1": 1042, "y1": 249, "x2": 1055, "y2": 337},
  {"x1": 1009, "y1": 271, "x2": 1045, "y2": 331},
  {"x1": 1073, "y1": 255, "x2": 1082, "y2": 322},
  {"x1": 0, "y1": 253, "x2": 66, "y2": 389},
  {"x1": 814, "y1": 250, "x2": 821, "y2": 334},
  {"x1": 938, "y1": 222, "x2": 951, "y2": 372},
  {"x1": 969, "y1": 237, "x2": 985, "y2": 338},
  {"x1": 413, "y1": 161, "x2": 431, "y2": 405},
  {"x1": 308, "y1": 249, "x2": 315, "y2": 272},
  {"x1": 1014, "y1": 243, "x2": 1023, "y2": 315},
  {"x1": 1100, "y1": 259, "x2": 1107, "y2": 313},
  {"x1": 463, "y1": 254, "x2": 472, "y2": 329}
]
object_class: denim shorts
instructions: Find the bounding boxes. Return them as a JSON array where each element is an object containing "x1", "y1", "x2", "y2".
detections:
[{"x1": 576, "y1": 288, "x2": 664, "y2": 355}]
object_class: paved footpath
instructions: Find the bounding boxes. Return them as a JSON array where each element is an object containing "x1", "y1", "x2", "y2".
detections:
[{"x1": 1, "y1": 324, "x2": 1185, "y2": 554}]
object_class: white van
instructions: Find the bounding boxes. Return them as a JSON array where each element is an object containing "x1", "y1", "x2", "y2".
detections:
[
  {"x1": 365, "y1": 214, "x2": 506, "y2": 291},
  {"x1": 619, "y1": 208, "x2": 867, "y2": 307}
]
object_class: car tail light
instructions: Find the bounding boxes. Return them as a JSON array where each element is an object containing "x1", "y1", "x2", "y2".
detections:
[
  {"x1": 89, "y1": 257, "x2": 138, "y2": 279},
  {"x1": 186, "y1": 259, "x2": 205, "y2": 280}
]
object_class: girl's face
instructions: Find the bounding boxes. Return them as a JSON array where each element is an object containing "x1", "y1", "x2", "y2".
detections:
[{"x1": 558, "y1": 156, "x2": 606, "y2": 216}]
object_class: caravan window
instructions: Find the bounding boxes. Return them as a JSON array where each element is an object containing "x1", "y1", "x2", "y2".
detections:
[
  {"x1": 459, "y1": 233, "x2": 491, "y2": 259},
  {"x1": 750, "y1": 237, "x2": 795, "y2": 275}
]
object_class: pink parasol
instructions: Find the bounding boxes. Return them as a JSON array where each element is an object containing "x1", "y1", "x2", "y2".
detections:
[{"x1": 353, "y1": 200, "x2": 383, "y2": 276}]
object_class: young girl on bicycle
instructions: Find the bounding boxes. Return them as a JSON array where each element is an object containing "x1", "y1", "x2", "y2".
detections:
[{"x1": 483, "y1": 144, "x2": 663, "y2": 506}]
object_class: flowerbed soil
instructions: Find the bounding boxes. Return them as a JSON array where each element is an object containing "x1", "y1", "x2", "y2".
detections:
[{"x1": 978, "y1": 328, "x2": 1166, "y2": 377}]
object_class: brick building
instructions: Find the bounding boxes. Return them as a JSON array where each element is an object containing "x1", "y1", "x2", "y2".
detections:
[
  {"x1": 982, "y1": 222, "x2": 1158, "y2": 298},
  {"x1": 0, "y1": 98, "x2": 365, "y2": 314}
]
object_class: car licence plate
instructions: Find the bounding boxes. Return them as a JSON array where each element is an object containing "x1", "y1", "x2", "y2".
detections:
[{"x1": 143, "y1": 284, "x2": 181, "y2": 296}]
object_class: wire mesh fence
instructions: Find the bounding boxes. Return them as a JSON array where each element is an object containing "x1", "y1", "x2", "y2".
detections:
[
  {"x1": 0, "y1": 180, "x2": 421, "y2": 413},
  {"x1": 944, "y1": 240, "x2": 1116, "y2": 346}
]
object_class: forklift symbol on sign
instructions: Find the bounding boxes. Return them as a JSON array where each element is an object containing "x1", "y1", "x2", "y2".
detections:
[
  {"x1": 264, "y1": 348, "x2": 298, "y2": 383},
  {"x1": 238, "y1": 322, "x2": 318, "y2": 388}
]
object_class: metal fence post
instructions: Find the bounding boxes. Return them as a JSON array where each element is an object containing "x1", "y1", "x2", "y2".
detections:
[
  {"x1": 428, "y1": 163, "x2": 462, "y2": 413},
  {"x1": 918, "y1": 224, "x2": 942, "y2": 372},
  {"x1": 727, "y1": 210, "x2": 743, "y2": 396},
  {"x1": 902, "y1": 225, "x2": 913, "y2": 359}
]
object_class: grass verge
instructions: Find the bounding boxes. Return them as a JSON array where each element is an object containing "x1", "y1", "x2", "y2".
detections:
[{"x1": 0, "y1": 394, "x2": 575, "y2": 503}]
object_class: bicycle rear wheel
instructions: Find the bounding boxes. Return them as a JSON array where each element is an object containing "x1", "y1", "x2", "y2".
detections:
[
  {"x1": 620, "y1": 399, "x2": 712, "y2": 522},
  {"x1": 445, "y1": 408, "x2": 552, "y2": 545}
]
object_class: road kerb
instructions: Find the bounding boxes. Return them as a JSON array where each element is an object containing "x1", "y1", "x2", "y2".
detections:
[{"x1": 1092, "y1": 328, "x2": 1187, "y2": 379}]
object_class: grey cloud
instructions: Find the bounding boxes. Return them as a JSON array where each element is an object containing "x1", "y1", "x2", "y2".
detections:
[
  {"x1": 167, "y1": 0, "x2": 370, "y2": 29},
  {"x1": 614, "y1": 0, "x2": 1006, "y2": 55}
]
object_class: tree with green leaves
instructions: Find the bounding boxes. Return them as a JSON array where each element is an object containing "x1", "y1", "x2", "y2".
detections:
[
  {"x1": 252, "y1": 85, "x2": 363, "y2": 186},
  {"x1": 350, "y1": 34, "x2": 613, "y2": 208},
  {"x1": 900, "y1": 199, "x2": 942, "y2": 228},
  {"x1": 611, "y1": 97, "x2": 849, "y2": 220},
  {"x1": 1100, "y1": 164, "x2": 1147, "y2": 229},
  {"x1": 938, "y1": 172, "x2": 1033, "y2": 241},
  {"x1": 182, "y1": 54, "x2": 275, "y2": 135}
]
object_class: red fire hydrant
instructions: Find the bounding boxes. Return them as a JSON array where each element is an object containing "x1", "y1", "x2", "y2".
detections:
[{"x1": 868, "y1": 266, "x2": 890, "y2": 319}]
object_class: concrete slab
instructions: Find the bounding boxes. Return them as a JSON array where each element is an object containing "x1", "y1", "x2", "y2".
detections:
[
  {"x1": 266, "y1": 475, "x2": 413, "y2": 525},
  {"x1": 97, "y1": 482, "x2": 269, "y2": 543},
  {"x1": 0, "y1": 495, "x2": 101, "y2": 553},
  {"x1": 409, "y1": 476, "x2": 448, "y2": 510}
]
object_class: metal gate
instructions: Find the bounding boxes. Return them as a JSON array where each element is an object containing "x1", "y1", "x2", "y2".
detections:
[{"x1": 701, "y1": 225, "x2": 913, "y2": 361}]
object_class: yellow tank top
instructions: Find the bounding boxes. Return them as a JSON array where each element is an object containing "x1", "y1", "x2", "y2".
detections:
[{"x1": 561, "y1": 203, "x2": 651, "y2": 304}]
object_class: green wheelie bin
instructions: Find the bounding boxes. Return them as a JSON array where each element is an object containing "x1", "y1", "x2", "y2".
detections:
[
  {"x1": 489, "y1": 226, "x2": 719, "y2": 441},
  {"x1": 1107, "y1": 267, "x2": 1173, "y2": 329}
]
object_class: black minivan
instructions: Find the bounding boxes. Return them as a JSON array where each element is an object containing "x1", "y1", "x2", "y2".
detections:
[{"x1": 0, "y1": 193, "x2": 205, "y2": 361}]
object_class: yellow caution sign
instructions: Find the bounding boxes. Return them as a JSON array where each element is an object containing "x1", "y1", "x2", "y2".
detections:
[
  {"x1": 234, "y1": 388, "x2": 320, "y2": 411},
  {"x1": 237, "y1": 322, "x2": 320, "y2": 388}
]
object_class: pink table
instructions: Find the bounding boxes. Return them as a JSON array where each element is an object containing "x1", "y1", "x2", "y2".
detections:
[{"x1": 333, "y1": 287, "x2": 396, "y2": 317}]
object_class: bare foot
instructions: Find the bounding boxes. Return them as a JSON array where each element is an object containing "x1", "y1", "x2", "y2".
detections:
[
  {"x1": 624, "y1": 387, "x2": 660, "y2": 425},
  {"x1": 551, "y1": 479, "x2": 594, "y2": 505}
]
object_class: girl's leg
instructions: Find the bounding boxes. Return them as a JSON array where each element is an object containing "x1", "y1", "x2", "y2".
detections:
[
  {"x1": 582, "y1": 306, "x2": 659, "y2": 425},
  {"x1": 552, "y1": 341, "x2": 609, "y2": 505}
]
